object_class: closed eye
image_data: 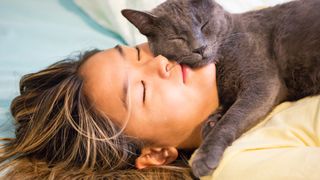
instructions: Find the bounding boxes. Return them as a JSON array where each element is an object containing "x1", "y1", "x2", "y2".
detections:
[
  {"x1": 168, "y1": 37, "x2": 185, "y2": 41},
  {"x1": 201, "y1": 21, "x2": 209, "y2": 31},
  {"x1": 141, "y1": 80, "x2": 146, "y2": 103},
  {"x1": 135, "y1": 46, "x2": 141, "y2": 61}
]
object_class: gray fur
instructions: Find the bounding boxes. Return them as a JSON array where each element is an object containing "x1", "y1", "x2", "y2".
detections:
[{"x1": 122, "y1": 0, "x2": 320, "y2": 177}]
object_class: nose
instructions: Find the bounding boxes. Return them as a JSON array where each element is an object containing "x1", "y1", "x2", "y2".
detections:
[
  {"x1": 153, "y1": 55, "x2": 174, "y2": 79},
  {"x1": 192, "y1": 45, "x2": 207, "y2": 56}
]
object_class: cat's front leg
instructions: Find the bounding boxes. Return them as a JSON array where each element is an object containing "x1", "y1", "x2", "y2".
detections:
[
  {"x1": 201, "y1": 106, "x2": 225, "y2": 139},
  {"x1": 191, "y1": 78, "x2": 283, "y2": 177}
]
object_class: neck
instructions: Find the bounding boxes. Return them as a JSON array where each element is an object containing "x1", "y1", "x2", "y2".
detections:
[{"x1": 177, "y1": 124, "x2": 202, "y2": 149}]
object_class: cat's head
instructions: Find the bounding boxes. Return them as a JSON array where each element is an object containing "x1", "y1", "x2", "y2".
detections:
[{"x1": 122, "y1": 0, "x2": 229, "y2": 66}]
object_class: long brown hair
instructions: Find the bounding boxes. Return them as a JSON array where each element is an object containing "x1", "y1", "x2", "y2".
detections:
[{"x1": 0, "y1": 49, "x2": 195, "y2": 179}]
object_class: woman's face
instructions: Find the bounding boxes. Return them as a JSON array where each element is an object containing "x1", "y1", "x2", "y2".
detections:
[{"x1": 80, "y1": 43, "x2": 219, "y2": 149}]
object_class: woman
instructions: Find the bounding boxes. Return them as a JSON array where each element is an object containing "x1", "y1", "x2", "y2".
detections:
[{"x1": 0, "y1": 42, "x2": 218, "y2": 179}]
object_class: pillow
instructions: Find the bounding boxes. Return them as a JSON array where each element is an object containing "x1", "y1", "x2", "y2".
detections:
[
  {"x1": 74, "y1": 0, "x2": 165, "y2": 46},
  {"x1": 190, "y1": 95, "x2": 320, "y2": 180},
  {"x1": 74, "y1": 0, "x2": 293, "y2": 46}
]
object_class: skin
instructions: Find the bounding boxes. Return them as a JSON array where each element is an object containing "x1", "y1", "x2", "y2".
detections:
[{"x1": 80, "y1": 43, "x2": 219, "y2": 168}]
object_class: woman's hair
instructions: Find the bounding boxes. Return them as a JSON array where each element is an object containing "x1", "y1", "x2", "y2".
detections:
[{"x1": 0, "y1": 49, "x2": 195, "y2": 179}]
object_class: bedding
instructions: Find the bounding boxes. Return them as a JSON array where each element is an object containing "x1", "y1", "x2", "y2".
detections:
[{"x1": 190, "y1": 95, "x2": 320, "y2": 180}]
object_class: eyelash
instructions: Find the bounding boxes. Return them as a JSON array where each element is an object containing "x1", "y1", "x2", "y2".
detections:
[{"x1": 141, "y1": 80, "x2": 146, "y2": 103}]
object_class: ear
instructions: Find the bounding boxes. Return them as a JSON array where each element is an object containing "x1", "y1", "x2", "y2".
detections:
[
  {"x1": 121, "y1": 9, "x2": 158, "y2": 35},
  {"x1": 135, "y1": 147, "x2": 178, "y2": 169}
]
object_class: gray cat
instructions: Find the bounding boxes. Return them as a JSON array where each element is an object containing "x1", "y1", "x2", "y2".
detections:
[{"x1": 122, "y1": 0, "x2": 320, "y2": 177}]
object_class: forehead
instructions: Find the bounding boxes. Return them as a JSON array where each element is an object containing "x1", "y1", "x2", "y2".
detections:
[
  {"x1": 154, "y1": 1, "x2": 193, "y2": 19},
  {"x1": 80, "y1": 48, "x2": 128, "y2": 122}
]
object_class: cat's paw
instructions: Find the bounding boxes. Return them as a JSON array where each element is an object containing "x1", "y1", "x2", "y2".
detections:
[
  {"x1": 191, "y1": 147, "x2": 221, "y2": 177},
  {"x1": 201, "y1": 113, "x2": 222, "y2": 138}
]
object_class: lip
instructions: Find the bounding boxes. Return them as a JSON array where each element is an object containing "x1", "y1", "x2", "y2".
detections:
[{"x1": 181, "y1": 64, "x2": 188, "y2": 84}]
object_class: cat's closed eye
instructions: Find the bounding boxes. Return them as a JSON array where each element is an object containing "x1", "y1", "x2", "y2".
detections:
[
  {"x1": 201, "y1": 21, "x2": 209, "y2": 31},
  {"x1": 168, "y1": 37, "x2": 186, "y2": 42}
]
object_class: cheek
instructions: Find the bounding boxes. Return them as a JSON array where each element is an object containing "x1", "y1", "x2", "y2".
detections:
[
  {"x1": 153, "y1": 79, "x2": 209, "y2": 121},
  {"x1": 173, "y1": 41, "x2": 189, "y2": 54},
  {"x1": 161, "y1": 41, "x2": 189, "y2": 58},
  {"x1": 193, "y1": 64, "x2": 216, "y2": 86},
  {"x1": 164, "y1": 89, "x2": 202, "y2": 122},
  {"x1": 154, "y1": 87, "x2": 190, "y2": 117}
]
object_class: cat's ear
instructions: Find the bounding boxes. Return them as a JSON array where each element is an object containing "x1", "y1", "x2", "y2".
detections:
[{"x1": 121, "y1": 9, "x2": 157, "y2": 35}]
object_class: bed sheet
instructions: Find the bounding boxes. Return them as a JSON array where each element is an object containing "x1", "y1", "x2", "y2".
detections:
[{"x1": 0, "y1": 0, "x2": 124, "y2": 139}]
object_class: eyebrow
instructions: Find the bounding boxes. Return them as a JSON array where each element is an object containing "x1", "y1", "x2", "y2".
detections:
[{"x1": 114, "y1": 45, "x2": 128, "y2": 110}]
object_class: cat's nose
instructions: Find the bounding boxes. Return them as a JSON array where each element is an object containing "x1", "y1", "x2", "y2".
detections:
[{"x1": 192, "y1": 45, "x2": 207, "y2": 56}]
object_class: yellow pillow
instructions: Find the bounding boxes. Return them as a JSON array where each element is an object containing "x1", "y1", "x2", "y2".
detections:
[{"x1": 190, "y1": 95, "x2": 320, "y2": 180}]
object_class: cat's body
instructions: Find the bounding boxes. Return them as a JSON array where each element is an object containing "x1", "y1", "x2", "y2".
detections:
[{"x1": 122, "y1": 0, "x2": 320, "y2": 177}]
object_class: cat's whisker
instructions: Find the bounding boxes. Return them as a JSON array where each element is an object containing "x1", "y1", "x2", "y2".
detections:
[
  {"x1": 167, "y1": 55, "x2": 190, "y2": 72},
  {"x1": 167, "y1": 63, "x2": 178, "y2": 72},
  {"x1": 176, "y1": 56, "x2": 186, "y2": 64}
]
